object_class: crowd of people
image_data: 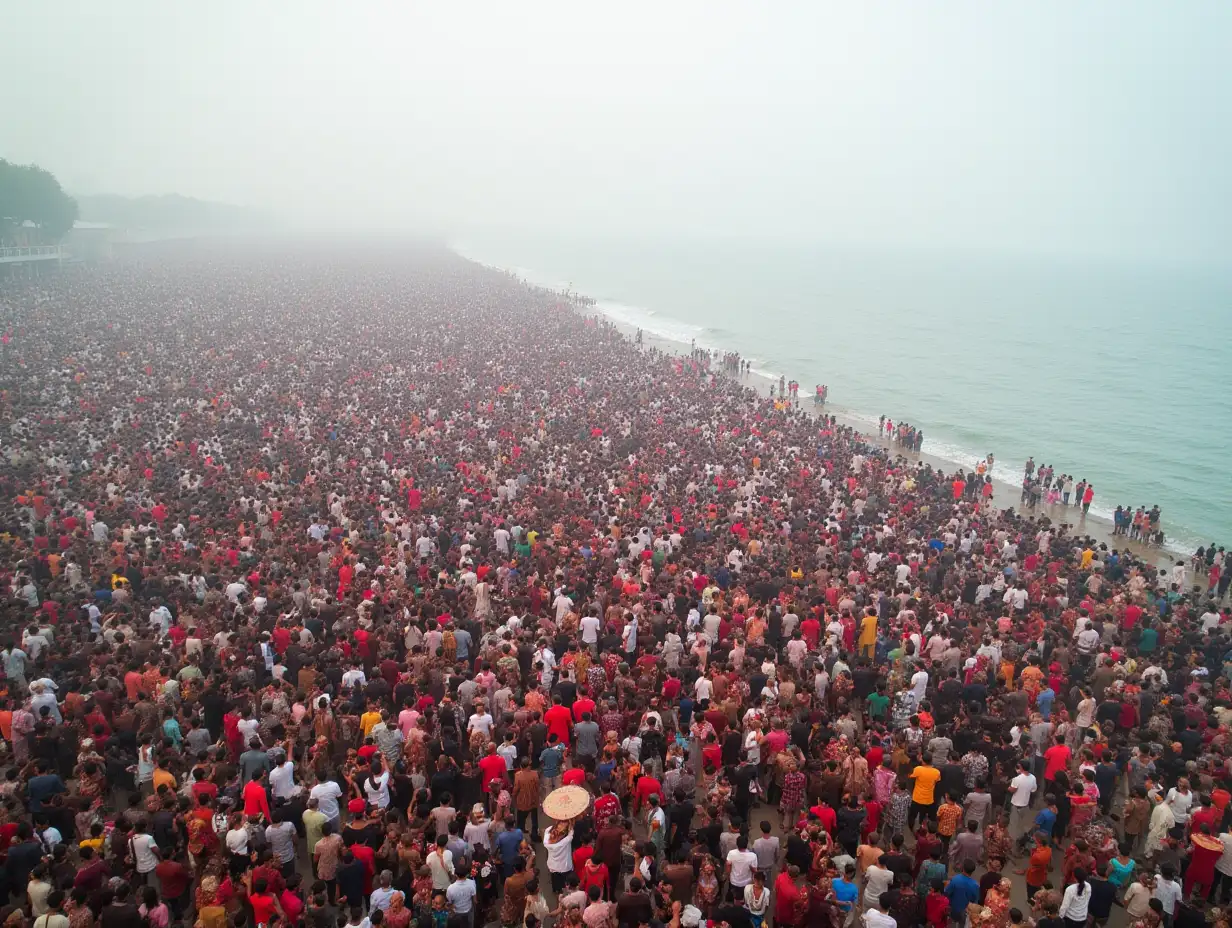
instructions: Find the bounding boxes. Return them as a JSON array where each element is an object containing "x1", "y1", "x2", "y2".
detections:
[
  {"x1": 0, "y1": 246, "x2": 1228, "y2": 928},
  {"x1": 1017, "y1": 463, "x2": 1170, "y2": 551}
]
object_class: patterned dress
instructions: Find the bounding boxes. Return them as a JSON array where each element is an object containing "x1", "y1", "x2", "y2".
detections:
[
  {"x1": 887, "y1": 790, "x2": 912, "y2": 837},
  {"x1": 781, "y1": 770, "x2": 806, "y2": 814}
]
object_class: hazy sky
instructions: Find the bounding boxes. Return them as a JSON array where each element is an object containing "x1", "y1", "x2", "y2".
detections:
[{"x1": 4, "y1": 1, "x2": 1229, "y2": 264}]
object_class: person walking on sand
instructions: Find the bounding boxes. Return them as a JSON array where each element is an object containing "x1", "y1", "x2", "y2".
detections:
[{"x1": 1082, "y1": 484, "x2": 1094, "y2": 515}]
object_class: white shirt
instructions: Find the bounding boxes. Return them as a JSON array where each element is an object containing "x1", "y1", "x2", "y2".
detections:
[
  {"x1": 1165, "y1": 788, "x2": 1193, "y2": 824},
  {"x1": 864, "y1": 911, "x2": 897, "y2": 928},
  {"x1": 445, "y1": 879, "x2": 477, "y2": 914},
  {"x1": 363, "y1": 771, "x2": 391, "y2": 808},
  {"x1": 269, "y1": 761, "x2": 297, "y2": 800},
  {"x1": 1010, "y1": 772, "x2": 1037, "y2": 807},
  {"x1": 370, "y1": 887, "x2": 397, "y2": 912},
  {"x1": 310, "y1": 780, "x2": 344, "y2": 820},
  {"x1": 1216, "y1": 833, "x2": 1232, "y2": 876},
  {"x1": 544, "y1": 828, "x2": 575, "y2": 873},
  {"x1": 1059, "y1": 882, "x2": 1091, "y2": 920},
  {"x1": 726, "y1": 848, "x2": 758, "y2": 887},
  {"x1": 580, "y1": 615, "x2": 601, "y2": 644},
  {"x1": 224, "y1": 827, "x2": 249, "y2": 856}
]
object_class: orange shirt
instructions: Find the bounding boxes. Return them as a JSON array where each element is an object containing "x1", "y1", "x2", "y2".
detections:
[{"x1": 1026, "y1": 845, "x2": 1052, "y2": 885}]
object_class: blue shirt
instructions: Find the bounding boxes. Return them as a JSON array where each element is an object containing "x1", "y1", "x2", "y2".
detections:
[
  {"x1": 27, "y1": 774, "x2": 66, "y2": 813},
  {"x1": 494, "y1": 827, "x2": 523, "y2": 873},
  {"x1": 540, "y1": 744, "x2": 565, "y2": 777},
  {"x1": 1037, "y1": 689, "x2": 1055, "y2": 720},
  {"x1": 1034, "y1": 808, "x2": 1057, "y2": 836},
  {"x1": 945, "y1": 874, "x2": 980, "y2": 914},
  {"x1": 833, "y1": 878, "x2": 858, "y2": 912}
]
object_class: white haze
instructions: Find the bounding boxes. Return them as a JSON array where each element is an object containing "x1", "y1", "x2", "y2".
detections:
[{"x1": 3, "y1": 1, "x2": 1230, "y2": 265}]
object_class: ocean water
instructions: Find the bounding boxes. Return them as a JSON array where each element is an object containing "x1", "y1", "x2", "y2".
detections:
[{"x1": 454, "y1": 235, "x2": 1232, "y2": 553}]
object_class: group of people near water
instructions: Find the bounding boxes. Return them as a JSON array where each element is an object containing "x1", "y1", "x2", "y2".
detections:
[
  {"x1": 0, "y1": 247, "x2": 1230, "y2": 928},
  {"x1": 877, "y1": 418, "x2": 925, "y2": 455}
]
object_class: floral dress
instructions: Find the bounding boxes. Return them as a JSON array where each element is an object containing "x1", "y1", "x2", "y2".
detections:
[
  {"x1": 781, "y1": 769, "x2": 806, "y2": 814},
  {"x1": 694, "y1": 855, "x2": 720, "y2": 914},
  {"x1": 887, "y1": 789, "x2": 912, "y2": 836}
]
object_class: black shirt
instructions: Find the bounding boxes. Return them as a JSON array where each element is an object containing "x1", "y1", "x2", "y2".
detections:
[
  {"x1": 786, "y1": 833, "x2": 812, "y2": 870},
  {"x1": 732, "y1": 763, "x2": 759, "y2": 806},
  {"x1": 836, "y1": 807, "x2": 866, "y2": 844},
  {"x1": 615, "y1": 890, "x2": 654, "y2": 928},
  {"x1": 100, "y1": 903, "x2": 143, "y2": 928},
  {"x1": 696, "y1": 821, "x2": 724, "y2": 859},
  {"x1": 1087, "y1": 878, "x2": 1117, "y2": 920},
  {"x1": 711, "y1": 904, "x2": 753, "y2": 928},
  {"x1": 791, "y1": 721, "x2": 812, "y2": 751}
]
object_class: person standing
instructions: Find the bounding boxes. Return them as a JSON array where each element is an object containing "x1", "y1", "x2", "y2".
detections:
[
  {"x1": 544, "y1": 820, "x2": 575, "y2": 896},
  {"x1": 1008, "y1": 760, "x2": 1038, "y2": 849},
  {"x1": 724, "y1": 835, "x2": 758, "y2": 904},
  {"x1": 513, "y1": 758, "x2": 541, "y2": 838},
  {"x1": 1058, "y1": 868, "x2": 1091, "y2": 928}
]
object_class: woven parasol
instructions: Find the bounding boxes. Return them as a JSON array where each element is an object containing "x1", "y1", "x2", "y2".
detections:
[
  {"x1": 542, "y1": 785, "x2": 590, "y2": 821},
  {"x1": 1194, "y1": 833, "x2": 1223, "y2": 853}
]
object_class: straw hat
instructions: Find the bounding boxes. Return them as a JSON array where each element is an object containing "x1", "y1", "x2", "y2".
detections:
[{"x1": 542, "y1": 785, "x2": 590, "y2": 821}]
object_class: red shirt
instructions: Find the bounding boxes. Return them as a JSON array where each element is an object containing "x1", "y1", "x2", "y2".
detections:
[
  {"x1": 351, "y1": 844, "x2": 376, "y2": 893},
  {"x1": 242, "y1": 779, "x2": 272, "y2": 821},
  {"x1": 811, "y1": 804, "x2": 837, "y2": 835},
  {"x1": 478, "y1": 754, "x2": 508, "y2": 793},
  {"x1": 572, "y1": 845, "x2": 594, "y2": 874},
  {"x1": 634, "y1": 777, "x2": 662, "y2": 805},
  {"x1": 572, "y1": 698, "x2": 596, "y2": 723},
  {"x1": 280, "y1": 890, "x2": 304, "y2": 923},
  {"x1": 249, "y1": 893, "x2": 279, "y2": 926},
  {"x1": 580, "y1": 860, "x2": 609, "y2": 895},
  {"x1": 155, "y1": 860, "x2": 191, "y2": 898},
  {"x1": 1043, "y1": 744, "x2": 1071, "y2": 781},
  {"x1": 774, "y1": 871, "x2": 801, "y2": 922},
  {"x1": 593, "y1": 793, "x2": 621, "y2": 831},
  {"x1": 1191, "y1": 805, "x2": 1219, "y2": 837},
  {"x1": 925, "y1": 892, "x2": 951, "y2": 928},
  {"x1": 544, "y1": 705, "x2": 573, "y2": 746}
]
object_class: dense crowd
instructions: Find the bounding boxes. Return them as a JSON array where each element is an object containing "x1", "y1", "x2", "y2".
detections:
[{"x1": 0, "y1": 247, "x2": 1228, "y2": 928}]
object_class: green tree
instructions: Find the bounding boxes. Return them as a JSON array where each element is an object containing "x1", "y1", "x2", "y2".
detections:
[{"x1": 0, "y1": 159, "x2": 79, "y2": 241}]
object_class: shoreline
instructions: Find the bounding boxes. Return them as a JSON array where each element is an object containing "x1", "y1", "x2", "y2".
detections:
[
  {"x1": 474, "y1": 253, "x2": 1199, "y2": 560},
  {"x1": 598, "y1": 314, "x2": 1174, "y2": 570}
]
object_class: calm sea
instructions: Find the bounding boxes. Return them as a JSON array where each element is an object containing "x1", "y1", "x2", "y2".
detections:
[{"x1": 454, "y1": 234, "x2": 1232, "y2": 553}]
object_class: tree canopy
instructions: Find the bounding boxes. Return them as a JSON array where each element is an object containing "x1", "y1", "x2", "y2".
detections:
[{"x1": 0, "y1": 159, "x2": 79, "y2": 241}]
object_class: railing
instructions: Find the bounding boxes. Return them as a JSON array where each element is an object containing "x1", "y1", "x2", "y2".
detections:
[{"x1": 0, "y1": 245, "x2": 61, "y2": 260}]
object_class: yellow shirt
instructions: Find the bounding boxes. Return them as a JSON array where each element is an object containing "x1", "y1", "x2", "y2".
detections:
[
  {"x1": 360, "y1": 711, "x2": 382, "y2": 739},
  {"x1": 152, "y1": 768, "x2": 177, "y2": 792},
  {"x1": 859, "y1": 614, "x2": 878, "y2": 646},
  {"x1": 1081, "y1": 548, "x2": 1094, "y2": 569},
  {"x1": 910, "y1": 765, "x2": 941, "y2": 804}
]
